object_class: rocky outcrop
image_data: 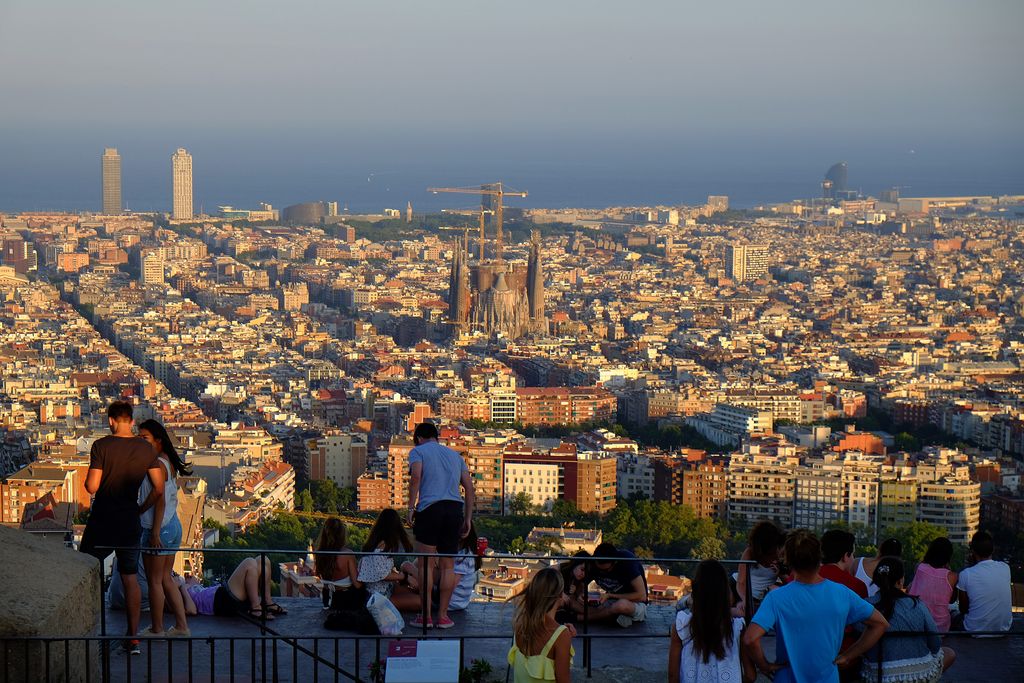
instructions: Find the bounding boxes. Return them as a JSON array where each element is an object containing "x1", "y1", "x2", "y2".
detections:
[{"x1": 0, "y1": 526, "x2": 100, "y2": 682}]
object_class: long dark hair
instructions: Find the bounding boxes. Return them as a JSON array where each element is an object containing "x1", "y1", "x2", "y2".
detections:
[
  {"x1": 460, "y1": 522, "x2": 483, "y2": 570},
  {"x1": 138, "y1": 419, "x2": 192, "y2": 476},
  {"x1": 688, "y1": 560, "x2": 735, "y2": 664},
  {"x1": 559, "y1": 550, "x2": 590, "y2": 593},
  {"x1": 362, "y1": 508, "x2": 412, "y2": 553},
  {"x1": 922, "y1": 537, "x2": 953, "y2": 568},
  {"x1": 873, "y1": 556, "x2": 915, "y2": 620},
  {"x1": 748, "y1": 520, "x2": 784, "y2": 566},
  {"x1": 314, "y1": 517, "x2": 348, "y2": 579}
]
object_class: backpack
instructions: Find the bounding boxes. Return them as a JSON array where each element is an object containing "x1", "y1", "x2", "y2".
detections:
[{"x1": 322, "y1": 585, "x2": 379, "y2": 635}]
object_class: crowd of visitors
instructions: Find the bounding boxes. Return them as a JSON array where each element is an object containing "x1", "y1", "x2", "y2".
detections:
[{"x1": 81, "y1": 410, "x2": 1014, "y2": 680}]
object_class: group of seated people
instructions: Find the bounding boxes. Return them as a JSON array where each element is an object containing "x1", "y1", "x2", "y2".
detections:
[{"x1": 312, "y1": 510, "x2": 481, "y2": 627}]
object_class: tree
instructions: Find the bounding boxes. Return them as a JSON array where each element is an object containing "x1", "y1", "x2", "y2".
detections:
[
  {"x1": 298, "y1": 489, "x2": 315, "y2": 513},
  {"x1": 508, "y1": 537, "x2": 527, "y2": 554},
  {"x1": 509, "y1": 491, "x2": 534, "y2": 516},
  {"x1": 603, "y1": 498, "x2": 722, "y2": 558},
  {"x1": 549, "y1": 499, "x2": 583, "y2": 522},
  {"x1": 692, "y1": 536, "x2": 726, "y2": 561},
  {"x1": 309, "y1": 479, "x2": 341, "y2": 514},
  {"x1": 206, "y1": 511, "x2": 321, "y2": 581},
  {"x1": 338, "y1": 486, "x2": 356, "y2": 512},
  {"x1": 203, "y1": 518, "x2": 229, "y2": 533},
  {"x1": 882, "y1": 521, "x2": 952, "y2": 564},
  {"x1": 894, "y1": 432, "x2": 921, "y2": 453}
]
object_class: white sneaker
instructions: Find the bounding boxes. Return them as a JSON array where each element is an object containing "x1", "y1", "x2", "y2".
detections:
[{"x1": 616, "y1": 614, "x2": 633, "y2": 628}]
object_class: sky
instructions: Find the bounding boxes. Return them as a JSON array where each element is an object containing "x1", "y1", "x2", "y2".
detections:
[{"x1": 1, "y1": 0, "x2": 1022, "y2": 212}]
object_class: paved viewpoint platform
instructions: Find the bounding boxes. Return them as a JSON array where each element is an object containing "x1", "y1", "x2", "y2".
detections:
[{"x1": 100, "y1": 598, "x2": 1024, "y2": 682}]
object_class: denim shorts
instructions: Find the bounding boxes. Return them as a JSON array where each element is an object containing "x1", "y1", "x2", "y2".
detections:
[{"x1": 142, "y1": 515, "x2": 182, "y2": 556}]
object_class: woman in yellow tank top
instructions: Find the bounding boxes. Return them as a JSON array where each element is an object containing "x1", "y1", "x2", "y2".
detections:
[{"x1": 508, "y1": 568, "x2": 577, "y2": 682}]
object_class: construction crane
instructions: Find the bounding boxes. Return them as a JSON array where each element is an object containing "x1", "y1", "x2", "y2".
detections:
[{"x1": 427, "y1": 183, "x2": 527, "y2": 262}]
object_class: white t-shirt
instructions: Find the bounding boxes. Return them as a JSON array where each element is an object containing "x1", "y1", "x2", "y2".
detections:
[
  {"x1": 957, "y1": 559, "x2": 1012, "y2": 633},
  {"x1": 448, "y1": 550, "x2": 478, "y2": 611},
  {"x1": 138, "y1": 457, "x2": 178, "y2": 530},
  {"x1": 674, "y1": 610, "x2": 745, "y2": 683}
]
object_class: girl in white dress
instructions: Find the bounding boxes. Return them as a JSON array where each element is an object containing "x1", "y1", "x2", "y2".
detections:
[{"x1": 669, "y1": 560, "x2": 755, "y2": 683}]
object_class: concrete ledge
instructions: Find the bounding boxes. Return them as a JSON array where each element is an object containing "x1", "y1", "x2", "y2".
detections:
[{"x1": 0, "y1": 526, "x2": 100, "y2": 682}]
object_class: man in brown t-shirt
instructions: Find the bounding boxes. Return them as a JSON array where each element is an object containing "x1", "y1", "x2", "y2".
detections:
[{"x1": 80, "y1": 401, "x2": 164, "y2": 651}]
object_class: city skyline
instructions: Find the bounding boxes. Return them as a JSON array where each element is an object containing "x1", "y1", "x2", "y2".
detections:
[
  {"x1": 1, "y1": 1, "x2": 1021, "y2": 212},
  {"x1": 1, "y1": 1, "x2": 1022, "y2": 678}
]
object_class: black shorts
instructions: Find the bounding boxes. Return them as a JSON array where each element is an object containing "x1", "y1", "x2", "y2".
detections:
[
  {"x1": 213, "y1": 584, "x2": 248, "y2": 617},
  {"x1": 412, "y1": 500, "x2": 463, "y2": 554},
  {"x1": 79, "y1": 517, "x2": 142, "y2": 575}
]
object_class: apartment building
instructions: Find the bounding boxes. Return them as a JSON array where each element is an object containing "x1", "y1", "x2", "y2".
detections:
[
  {"x1": 356, "y1": 470, "x2": 390, "y2": 512},
  {"x1": 727, "y1": 445, "x2": 799, "y2": 527},
  {"x1": 0, "y1": 464, "x2": 80, "y2": 524},
  {"x1": 515, "y1": 387, "x2": 616, "y2": 427},
  {"x1": 309, "y1": 432, "x2": 368, "y2": 488},
  {"x1": 688, "y1": 403, "x2": 774, "y2": 447},
  {"x1": 681, "y1": 457, "x2": 728, "y2": 520},
  {"x1": 574, "y1": 452, "x2": 617, "y2": 514}
]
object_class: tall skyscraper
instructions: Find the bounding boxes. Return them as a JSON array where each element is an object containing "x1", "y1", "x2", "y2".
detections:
[
  {"x1": 726, "y1": 244, "x2": 769, "y2": 282},
  {"x1": 172, "y1": 148, "x2": 193, "y2": 220},
  {"x1": 823, "y1": 161, "x2": 848, "y2": 200},
  {"x1": 101, "y1": 148, "x2": 122, "y2": 215}
]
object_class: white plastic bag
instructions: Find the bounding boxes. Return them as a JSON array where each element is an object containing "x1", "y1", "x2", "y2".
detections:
[{"x1": 366, "y1": 592, "x2": 404, "y2": 636}]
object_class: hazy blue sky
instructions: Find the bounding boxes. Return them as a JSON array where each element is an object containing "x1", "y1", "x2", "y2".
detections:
[{"x1": 1, "y1": 0, "x2": 1022, "y2": 211}]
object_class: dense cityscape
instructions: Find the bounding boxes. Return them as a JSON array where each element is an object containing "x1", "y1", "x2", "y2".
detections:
[
  {"x1": 3, "y1": 149, "x2": 1024, "y2": 570},
  {"x1": 3, "y1": 2, "x2": 1022, "y2": 679}
]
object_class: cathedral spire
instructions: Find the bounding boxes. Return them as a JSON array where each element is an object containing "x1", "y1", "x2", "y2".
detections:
[
  {"x1": 527, "y1": 230, "x2": 546, "y2": 331},
  {"x1": 448, "y1": 238, "x2": 470, "y2": 328}
]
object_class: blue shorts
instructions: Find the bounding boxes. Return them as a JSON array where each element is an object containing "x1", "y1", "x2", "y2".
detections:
[{"x1": 142, "y1": 515, "x2": 182, "y2": 556}]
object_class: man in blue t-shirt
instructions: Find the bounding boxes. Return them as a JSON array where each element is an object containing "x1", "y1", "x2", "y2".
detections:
[
  {"x1": 407, "y1": 422, "x2": 475, "y2": 629},
  {"x1": 744, "y1": 530, "x2": 888, "y2": 683},
  {"x1": 584, "y1": 542, "x2": 649, "y2": 628}
]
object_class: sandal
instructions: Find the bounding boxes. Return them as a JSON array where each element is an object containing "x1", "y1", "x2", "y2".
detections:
[
  {"x1": 247, "y1": 607, "x2": 274, "y2": 620},
  {"x1": 265, "y1": 603, "x2": 288, "y2": 616}
]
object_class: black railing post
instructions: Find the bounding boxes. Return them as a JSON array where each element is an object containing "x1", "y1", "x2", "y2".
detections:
[
  {"x1": 877, "y1": 633, "x2": 883, "y2": 682},
  {"x1": 583, "y1": 577, "x2": 591, "y2": 678},
  {"x1": 421, "y1": 555, "x2": 429, "y2": 634},
  {"x1": 744, "y1": 562, "x2": 753, "y2": 623},
  {"x1": 209, "y1": 637, "x2": 216, "y2": 682},
  {"x1": 97, "y1": 563, "x2": 109, "y2": 681},
  {"x1": 259, "y1": 551, "x2": 269, "y2": 631}
]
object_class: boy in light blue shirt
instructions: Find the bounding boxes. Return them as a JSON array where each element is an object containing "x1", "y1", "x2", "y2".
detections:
[
  {"x1": 406, "y1": 423, "x2": 475, "y2": 629},
  {"x1": 744, "y1": 530, "x2": 888, "y2": 683}
]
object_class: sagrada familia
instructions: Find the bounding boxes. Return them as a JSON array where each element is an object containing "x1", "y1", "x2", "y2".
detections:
[{"x1": 447, "y1": 230, "x2": 547, "y2": 338}]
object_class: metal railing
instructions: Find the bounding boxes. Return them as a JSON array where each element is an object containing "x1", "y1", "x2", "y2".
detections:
[
  {"x1": 3, "y1": 538, "x2": 1022, "y2": 683},
  {"x1": 869, "y1": 629, "x2": 1023, "y2": 683},
  {"x1": 2, "y1": 544, "x2": 760, "y2": 682}
]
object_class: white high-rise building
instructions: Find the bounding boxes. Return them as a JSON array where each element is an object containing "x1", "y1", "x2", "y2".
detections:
[
  {"x1": 140, "y1": 250, "x2": 164, "y2": 286},
  {"x1": 725, "y1": 243, "x2": 769, "y2": 282},
  {"x1": 172, "y1": 148, "x2": 193, "y2": 220}
]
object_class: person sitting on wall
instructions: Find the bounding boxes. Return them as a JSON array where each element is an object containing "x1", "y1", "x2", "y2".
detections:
[{"x1": 581, "y1": 542, "x2": 648, "y2": 628}]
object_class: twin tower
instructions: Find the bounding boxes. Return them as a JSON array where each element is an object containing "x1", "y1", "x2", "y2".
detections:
[{"x1": 448, "y1": 230, "x2": 547, "y2": 338}]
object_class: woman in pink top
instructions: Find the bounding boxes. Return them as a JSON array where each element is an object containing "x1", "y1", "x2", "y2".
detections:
[{"x1": 909, "y1": 537, "x2": 958, "y2": 632}]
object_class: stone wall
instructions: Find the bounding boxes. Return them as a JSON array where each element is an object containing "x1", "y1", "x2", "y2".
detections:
[{"x1": 0, "y1": 526, "x2": 100, "y2": 682}]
